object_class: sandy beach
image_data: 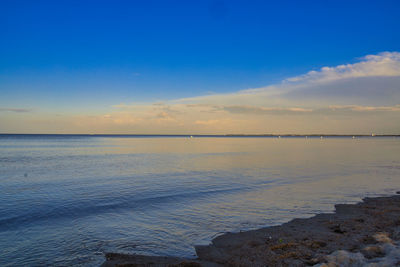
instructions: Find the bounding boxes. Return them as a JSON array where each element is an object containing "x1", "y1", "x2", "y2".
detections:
[{"x1": 102, "y1": 194, "x2": 400, "y2": 266}]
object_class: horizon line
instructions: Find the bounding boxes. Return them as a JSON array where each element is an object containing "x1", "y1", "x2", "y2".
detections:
[{"x1": 0, "y1": 133, "x2": 399, "y2": 137}]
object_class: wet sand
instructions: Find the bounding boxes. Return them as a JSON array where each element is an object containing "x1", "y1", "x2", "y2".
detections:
[{"x1": 102, "y1": 194, "x2": 400, "y2": 266}]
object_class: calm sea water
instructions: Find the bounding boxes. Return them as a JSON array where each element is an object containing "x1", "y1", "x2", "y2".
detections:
[{"x1": 0, "y1": 135, "x2": 399, "y2": 266}]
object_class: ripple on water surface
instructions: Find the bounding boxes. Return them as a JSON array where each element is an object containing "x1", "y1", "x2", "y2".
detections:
[{"x1": 0, "y1": 135, "x2": 399, "y2": 266}]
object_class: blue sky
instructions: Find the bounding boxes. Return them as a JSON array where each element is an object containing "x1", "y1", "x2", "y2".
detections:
[{"x1": 1, "y1": 0, "x2": 400, "y2": 133}]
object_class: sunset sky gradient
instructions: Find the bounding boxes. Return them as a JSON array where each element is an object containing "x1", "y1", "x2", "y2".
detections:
[{"x1": 1, "y1": 0, "x2": 400, "y2": 134}]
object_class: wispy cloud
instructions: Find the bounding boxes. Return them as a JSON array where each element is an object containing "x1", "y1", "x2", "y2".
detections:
[
  {"x1": 195, "y1": 119, "x2": 221, "y2": 125},
  {"x1": 220, "y1": 105, "x2": 313, "y2": 115},
  {"x1": 285, "y1": 52, "x2": 400, "y2": 83},
  {"x1": 2, "y1": 52, "x2": 399, "y2": 134},
  {"x1": 220, "y1": 104, "x2": 400, "y2": 115},
  {"x1": 100, "y1": 52, "x2": 400, "y2": 133},
  {"x1": 327, "y1": 105, "x2": 400, "y2": 112},
  {"x1": 0, "y1": 108, "x2": 32, "y2": 113},
  {"x1": 178, "y1": 51, "x2": 400, "y2": 107}
]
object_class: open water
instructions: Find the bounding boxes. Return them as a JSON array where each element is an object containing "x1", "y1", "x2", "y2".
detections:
[{"x1": 0, "y1": 135, "x2": 399, "y2": 266}]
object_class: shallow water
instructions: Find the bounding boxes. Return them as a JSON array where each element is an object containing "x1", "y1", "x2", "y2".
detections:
[{"x1": 0, "y1": 135, "x2": 399, "y2": 266}]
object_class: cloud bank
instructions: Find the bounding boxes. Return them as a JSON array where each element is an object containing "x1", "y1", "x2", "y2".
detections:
[{"x1": 1, "y1": 52, "x2": 399, "y2": 134}]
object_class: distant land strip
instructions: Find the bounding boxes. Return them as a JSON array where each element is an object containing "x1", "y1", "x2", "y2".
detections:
[{"x1": 0, "y1": 133, "x2": 399, "y2": 137}]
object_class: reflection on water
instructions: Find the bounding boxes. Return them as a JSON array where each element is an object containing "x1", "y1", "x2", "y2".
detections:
[{"x1": 0, "y1": 136, "x2": 399, "y2": 266}]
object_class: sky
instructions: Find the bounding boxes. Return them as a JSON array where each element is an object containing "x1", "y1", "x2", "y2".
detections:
[{"x1": 1, "y1": 0, "x2": 400, "y2": 134}]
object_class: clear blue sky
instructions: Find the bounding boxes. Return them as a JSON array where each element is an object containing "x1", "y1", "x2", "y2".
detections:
[{"x1": 1, "y1": 0, "x2": 400, "y2": 134}]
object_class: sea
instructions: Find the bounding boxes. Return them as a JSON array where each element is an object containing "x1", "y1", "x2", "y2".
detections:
[{"x1": 0, "y1": 134, "x2": 399, "y2": 266}]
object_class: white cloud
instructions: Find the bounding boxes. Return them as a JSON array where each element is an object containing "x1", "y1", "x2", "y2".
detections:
[
  {"x1": 285, "y1": 51, "x2": 400, "y2": 83},
  {"x1": 171, "y1": 51, "x2": 400, "y2": 109},
  {"x1": 99, "y1": 51, "x2": 400, "y2": 133},
  {"x1": 3, "y1": 52, "x2": 399, "y2": 134}
]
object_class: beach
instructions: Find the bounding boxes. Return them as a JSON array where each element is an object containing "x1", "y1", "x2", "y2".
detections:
[{"x1": 102, "y1": 194, "x2": 400, "y2": 266}]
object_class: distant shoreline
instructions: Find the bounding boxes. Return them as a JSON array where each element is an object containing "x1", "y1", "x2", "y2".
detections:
[{"x1": 0, "y1": 133, "x2": 399, "y2": 138}]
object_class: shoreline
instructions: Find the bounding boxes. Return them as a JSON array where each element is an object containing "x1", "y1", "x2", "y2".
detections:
[
  {"x1": 102, "y1": 194, "x2": 400, "y2": 266},
  {"x1": 1, "y1": 133, "x2": 399, "y2": 138}
]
